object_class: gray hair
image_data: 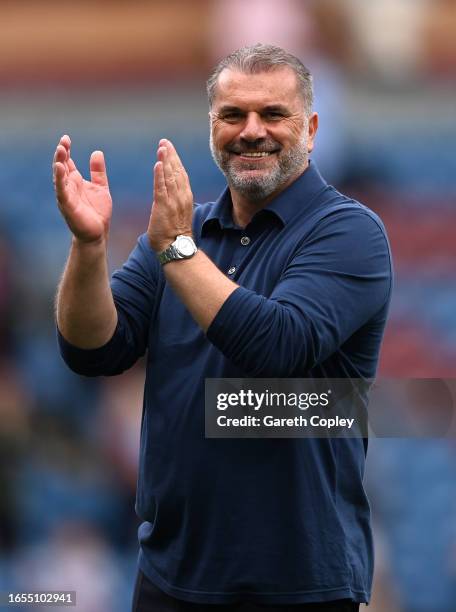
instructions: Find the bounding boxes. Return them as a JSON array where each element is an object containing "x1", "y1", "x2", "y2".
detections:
[{"x1": 206, "y1": 43, "x2": 313, "y2": 114}]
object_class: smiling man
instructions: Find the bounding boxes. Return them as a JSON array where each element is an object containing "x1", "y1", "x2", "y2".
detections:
[
  {"x1": 208, "y1": 64, "x2": 316, "y2": 213},
  {"x1": 54, "y1": 45, "x2": 392, "y2": 611}
]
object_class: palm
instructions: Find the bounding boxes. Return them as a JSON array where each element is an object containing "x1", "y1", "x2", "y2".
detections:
[
  {"x1": 65, "y1": 169, "x2": 112, "y2": 241},
  {"x1": 53, "y1": 136, "x2": 112, "y2": 243}
]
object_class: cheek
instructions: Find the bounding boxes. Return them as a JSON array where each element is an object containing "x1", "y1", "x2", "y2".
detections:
[
  {"x1": 281, "y1": 131, "x2": 306, "y2": 150},
  {"x1": 212, "y1": 124, "x2": 239, "y2": 148},
  {"x1": 279, "y1": 120, "x2": 306, "y2": 146},
  {"x1": 268, "y1": 125, "x2": 301, "y2": 147},
  {"x1": 211, "y1": 128, "x2": 224, "y2": 148}
]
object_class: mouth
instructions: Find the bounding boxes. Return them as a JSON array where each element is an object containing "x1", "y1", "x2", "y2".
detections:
[
  {"x1": 238, "y1": 151, "x2": 275, "y2": 159},
  {"x1": 226, "y1": 143, "x2": 280, "y2": 159}
]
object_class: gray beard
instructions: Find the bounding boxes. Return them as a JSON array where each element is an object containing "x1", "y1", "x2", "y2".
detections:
[{"x1": 209, "y1": 133, "x2": 309, "y2": 203}]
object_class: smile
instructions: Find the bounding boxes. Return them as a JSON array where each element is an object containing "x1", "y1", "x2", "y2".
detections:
[{"x1": 238, "y1": 152, "x2": 274, "y2": 158}]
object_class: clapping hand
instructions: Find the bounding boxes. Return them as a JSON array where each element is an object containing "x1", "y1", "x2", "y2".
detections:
[
  {"x1": 53, "y1": 135, "x2": 112, "y2": 244},
  {"x1": 147, "y1": 139, "x2": 194, "y2": 253}
]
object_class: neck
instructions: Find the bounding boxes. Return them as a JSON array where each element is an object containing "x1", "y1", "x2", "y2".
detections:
[{"x1": 230, "y1": 163, "x2": 308, "y2": 228}]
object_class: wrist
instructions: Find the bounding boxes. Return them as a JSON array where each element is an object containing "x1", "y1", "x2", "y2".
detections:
[
  {"x1": 156, "y1": 234, "x2": 197, "y2": 265},
  {"x1": 71, "y1": 235, "x2": 108, "y2": 256},
  {"x1": 71, "y1": 234, "x2": 107, "y2": 248},
  {"x1": 151, "y1": 232, "x2": 194, "y2": 254}
]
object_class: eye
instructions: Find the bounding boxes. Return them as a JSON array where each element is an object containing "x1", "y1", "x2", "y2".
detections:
[
  {"x1": 221, "y1": 112, "x2": 244, "y2": 123},
  {"x1": 263, "y1": 111, "x2": 284, "y2": 121}
]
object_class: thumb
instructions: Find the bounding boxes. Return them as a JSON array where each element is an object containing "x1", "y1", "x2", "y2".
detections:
[{"x1": 90, "y1": 150, "x2": 109, "y2": 187}]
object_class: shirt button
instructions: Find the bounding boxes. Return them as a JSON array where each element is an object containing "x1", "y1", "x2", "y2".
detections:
[
  {"x1": 240, "y1": 236, "x2": 251, "y2": 246},
  {"x1": 228, "y1": 266, "x2": 236, "y2": 275}
]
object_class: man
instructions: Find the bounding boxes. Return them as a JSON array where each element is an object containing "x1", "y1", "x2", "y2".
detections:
[{"x1": 53, "y1": 44, "x2": 392, "y2": 611}]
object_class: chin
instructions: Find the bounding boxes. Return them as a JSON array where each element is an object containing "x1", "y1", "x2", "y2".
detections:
[{"x1": 232, "y1": 176, "x2": 279, "y2": 199}]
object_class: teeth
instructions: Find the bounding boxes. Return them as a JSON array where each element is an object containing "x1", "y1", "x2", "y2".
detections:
[{"x1": 241, "y1": 152, "x2": 271, "y2": 157}]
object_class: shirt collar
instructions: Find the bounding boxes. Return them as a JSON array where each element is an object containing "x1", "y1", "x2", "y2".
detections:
[{"x1": 201, "y1": 160, "x2": 328, "y2": 235}]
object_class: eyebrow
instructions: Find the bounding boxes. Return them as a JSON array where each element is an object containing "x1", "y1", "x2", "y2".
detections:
[
  {"x1": 216, "y1": 104, "x2": 290, "y2": 115},
  {"x1": 216, "y1": 106, "x2": 243, "y2": 114},
  {"x1": 262, "y1": 105, "x2": 290, "y2": 114}
]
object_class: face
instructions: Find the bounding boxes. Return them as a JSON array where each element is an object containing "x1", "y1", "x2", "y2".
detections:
[{"x1": 209, "y1": 67, "x2": 318, "y2": 203}]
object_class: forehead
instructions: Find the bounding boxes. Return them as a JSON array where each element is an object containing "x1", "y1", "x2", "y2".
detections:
[{"x1": 213, "y1": 66, "x2": 301, "y2": 110}]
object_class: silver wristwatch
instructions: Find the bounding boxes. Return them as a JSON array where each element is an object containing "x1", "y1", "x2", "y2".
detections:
[{"x1": 157, "y1": 235, "x2": 198, "y2": 265}]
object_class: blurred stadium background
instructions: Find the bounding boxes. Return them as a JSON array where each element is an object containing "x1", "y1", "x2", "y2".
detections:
[{"x1": 0, "y1": 1, "x2": 455, "y2": 610}]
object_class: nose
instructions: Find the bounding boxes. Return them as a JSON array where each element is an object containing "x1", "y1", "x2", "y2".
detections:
[{"x1": 239, "y1": 112, "x2": 267, "y2": 141}]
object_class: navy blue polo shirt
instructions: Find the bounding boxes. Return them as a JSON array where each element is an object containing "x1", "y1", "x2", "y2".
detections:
[{"x1": 58, "y1": 161, "x2": 393, "y2": 605}]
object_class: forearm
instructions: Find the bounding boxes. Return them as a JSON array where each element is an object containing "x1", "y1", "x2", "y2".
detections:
[
  {"x1": 163, "y1": 250, "x2": 238, "y2": 332},
  {"x1": 56, "y1": 237, "x2": 118, "y2": 348},
  {"x1": 162, "y1": 250, "x2": 305, "y2": 376}
]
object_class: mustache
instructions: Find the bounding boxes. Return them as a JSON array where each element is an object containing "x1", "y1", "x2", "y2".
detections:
[{"x1": 226, "y1": 140, "x2": 281, "y2": 154}]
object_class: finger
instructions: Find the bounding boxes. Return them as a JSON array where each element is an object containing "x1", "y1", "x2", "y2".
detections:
[
  {"x1": 53, "y1": 147, "x2": 80, "y2": 198},
  {"x1": 157, "y1": 145, "x2": 167, "y2": 165},
  {"x1": 159, "y1": 139, "x2": 179, "y2": 171},
  {"x1": 53, "y1": 146, "x2": 69, "y2": 192},
  {"x1": 160, "y1": 138, "x2": 188, "y2": 191},
  {"x1": 59, "y1": 134, "x2": 71, "y2": 155},
  {"x1": 89, "y1": 150, "x2": 109, "y2": 187},
  {"x1": 59, "y1": 135, "x2": 80, "y2": 174},
  {"x1": 53, "y1": 144, "x2": 68, "y2": 167},
  {"x1": 153, "y1": 161, "x2": 167, "y2": 206},
  {"x1": 53, "y1": 161, "x2": 71, "y2": 207},
  {"x1": 160, "y1": 146, "x2": 179, "y2": 203},
  {"x1": 57, "y1": 135, "x2": 73, "y2": 173},
  {"x1": 67, "y1": 156, "x2": 77, "y2": 173},
  {"x1": 53, "y1": 161, "x2": 66, "y2": 185},
  {"x1": 53, "y1": 140, "x2": 72, "y2": 170},
  {"x1": 157, "y1": 146, "x2": 171, "y2": 199}
]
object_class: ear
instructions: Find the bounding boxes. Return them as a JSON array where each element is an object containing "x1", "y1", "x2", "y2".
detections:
[{"x1": 307, "y1": 112, "x2": 319, "y2": 153}]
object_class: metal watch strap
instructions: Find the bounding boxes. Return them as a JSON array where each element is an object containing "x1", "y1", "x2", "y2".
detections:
[
  {"x1": 157, "y1": 235, "x2": 197, "y2": 265},
  {"x1": 157, "y1": 244, "x2": 182, "y2": 265}
]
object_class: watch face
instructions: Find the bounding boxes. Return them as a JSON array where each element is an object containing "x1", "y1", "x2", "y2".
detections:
[{"x1": 175, "y1": 236, "x2": 195, "y2": 257}]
